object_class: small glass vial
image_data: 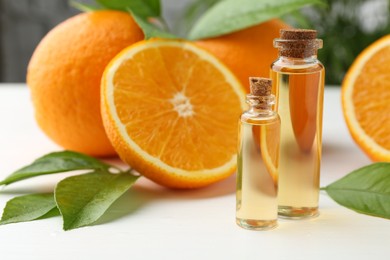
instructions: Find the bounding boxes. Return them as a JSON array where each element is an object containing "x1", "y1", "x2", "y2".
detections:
[
  {"x1": 271, "y1": 29, "x2": 325, "y2": 219},
  {"x1": 236, "y1": 77, "x2": 281, "y2": 230}
]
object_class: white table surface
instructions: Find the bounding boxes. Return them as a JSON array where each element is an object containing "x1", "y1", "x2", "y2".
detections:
[{"x1": 0, "y1": 84, "x2": 388, "y2": 260}]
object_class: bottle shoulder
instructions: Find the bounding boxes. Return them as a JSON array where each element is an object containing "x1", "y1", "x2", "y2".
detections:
[
  {"x1": 240, "y1": 111, "x2": 280, "y2": 125},
  {"x1": 271, "y1": 57, "x2": 324, "y2": 74}
]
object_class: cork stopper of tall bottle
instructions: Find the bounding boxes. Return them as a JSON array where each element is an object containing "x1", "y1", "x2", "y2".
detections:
[{"x1": 274, "y1": 29, "x2": 323, "y2": 58}]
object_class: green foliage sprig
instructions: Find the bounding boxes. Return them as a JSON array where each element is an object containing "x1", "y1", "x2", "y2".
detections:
[
  {"x1": 71, "y1": 0, "x2": 325, "y2": 40},
  {"x1": 0, "y1": 151, "x2": 138, "y2": 230},
  {"x1": 322, "y1": 163, "x2": 390, "y2": 219}
]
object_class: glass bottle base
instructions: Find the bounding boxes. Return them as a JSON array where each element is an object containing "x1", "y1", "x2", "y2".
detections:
[
  {"x1": 278, "y1": 206, "x2": 319, "y2": 219},
  {"x1": 236, "y1": 218, "x2": 277, "y2": 231}
]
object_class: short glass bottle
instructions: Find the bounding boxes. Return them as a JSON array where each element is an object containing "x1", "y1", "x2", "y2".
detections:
[
  {"x1": 271, "y1": 29, "x2": 325, "y2": 219},
  {"x1": 236, "y1": 77, "x2": 281, "y2": 230}
]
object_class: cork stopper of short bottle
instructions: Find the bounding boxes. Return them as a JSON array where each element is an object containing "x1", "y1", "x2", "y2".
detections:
[
  {"x1": 275, "y1": 29, "x2": 322, "y2": 58},
  {"x1": 248, "y1": 77, "x2": 274, "y2": 110},
  {"x1": 249, "y1": 77, "x2": 272, "y2": 96}
]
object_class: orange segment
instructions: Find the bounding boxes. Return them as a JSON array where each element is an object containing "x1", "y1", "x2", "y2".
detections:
[
  {"x1": 260, "y1": 122, "x2": 280, "y2": 183},
  {"x1": 101, "y1": 39, "x2": 246, "y2": 188},
  {"x1": 342, "y1": 35, "x2": 390, "y2": 161}
]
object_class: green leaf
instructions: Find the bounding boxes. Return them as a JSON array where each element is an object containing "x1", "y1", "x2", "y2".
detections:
[
  {"x1": 94, "y1": 0, "x2": 177, "y2": 39},
  {"x1": 0, "y1": 193, "x2": 57, "y2": 225},
  {"x1": 322, "y1": 163, "x2": 390, "y2": 219},
  {"x1": 96, "y1": 0, "x2": 161, "y2": 17},
  {"x1": 0, "y1": 151, "x2": 113, "y2": 186},
  {"x1": 55, "y1": 170, "x2": 139, "y2": 230},
  {"x1": 282, "y1": 9, "x2": 312, "y2": 29},
  {"x1": 188, "y1": 0, "x2": 325, "y2": 40},
  {"x1": 174, "y1": 0, "x2": 222, "y2": 37},
  {"x1": 130, "y1": 11, "x2": 178, "y2": 39},
  {"x1": 37, "y1": 207, "x2": 61, "y2": 219},
  {"x1": 69, "y1": 1, "x2": 102, "y2": 12}
]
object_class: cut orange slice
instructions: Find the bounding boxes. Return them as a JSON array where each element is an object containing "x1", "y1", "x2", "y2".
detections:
[
  {"x1": 342, "y1": 35, "x2": 390, "y2": 161},
  {"x1": 260, "y1": 123, "x2": 280, "y2": 183},
  {"x1": 101, "y1": 39, "x2": 246, "y2": 188}
]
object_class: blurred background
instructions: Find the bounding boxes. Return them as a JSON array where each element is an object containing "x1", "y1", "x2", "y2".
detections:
[{"x1": 0, "y1": 0, "x2": 389, "y2": 84}]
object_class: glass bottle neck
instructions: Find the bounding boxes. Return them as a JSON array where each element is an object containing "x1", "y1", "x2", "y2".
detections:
[
  {"x1": 245, "y1": 94, "x2": 276, "y2": 118},
  {"x1": 248, "y1": 106, "x2": 275, "y2": 116},
  {"x1": 278, "y1": 54, "x2": 318, "y2": 63}
]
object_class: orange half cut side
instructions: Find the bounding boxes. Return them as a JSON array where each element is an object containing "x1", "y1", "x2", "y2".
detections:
[
  {"x1": 342, "y1": 35, "x2": 390, "y2": 161},
  {"x1": 101, "y1": 39, "x2": 246, "y2": 188}
]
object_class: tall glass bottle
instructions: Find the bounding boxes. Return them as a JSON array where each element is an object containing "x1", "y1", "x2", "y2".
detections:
[
  {"x1": 271, "y1": 29, "x2": 325, "y2": 219},
  {"x1": 236, "y1": 77, "x2": 280, "y2": 230}
]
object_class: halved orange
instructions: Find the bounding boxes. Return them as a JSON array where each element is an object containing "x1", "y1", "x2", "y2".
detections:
[
  {"x1": 342, "y1": 35, "x2": 390, "y2": 161},
  {"x1": 260, "y1": 122, "x2": 280, "y2": 183},
  {"x1": 101, "y1": 39, "x2": 246, "y2": 188},
  {"x1": 250, "y1": 122, "x2": 280, "y2": 183}
]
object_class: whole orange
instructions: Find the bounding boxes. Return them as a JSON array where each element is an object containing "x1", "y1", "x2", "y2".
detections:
[
  {"x1": 27, "y1": 11, "x2": 144, "y2": 157},
  {"x1": 195, "y1": 19, "x2": 290, "y2": 92}
]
